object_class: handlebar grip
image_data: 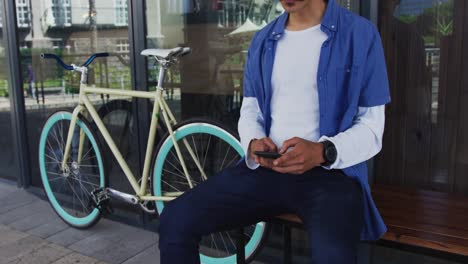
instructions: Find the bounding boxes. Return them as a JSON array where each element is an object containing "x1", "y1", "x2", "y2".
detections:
[
  {"x1": 82, "y1": 52, "x2": 110, "y2": 67},
  {"x1": 179, "y1": 47, "x2": 192, "y2": 57},
  {"x1": 40, "y1": 53, "x2": 74, "y2": 71}
]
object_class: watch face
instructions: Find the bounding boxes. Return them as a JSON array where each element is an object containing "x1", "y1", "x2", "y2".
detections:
[{"x1": 325, "y1": 144, "x2": 337, "y2": 163}]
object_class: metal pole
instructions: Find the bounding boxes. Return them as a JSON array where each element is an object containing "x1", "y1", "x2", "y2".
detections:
[{"x1": 3, "y1": 0, "x2": 31, "y2": 187}]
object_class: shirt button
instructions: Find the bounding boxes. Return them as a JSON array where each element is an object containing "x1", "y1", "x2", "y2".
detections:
[{"x1": 319, "y1": 76, "x2": 323, "y2": 81}]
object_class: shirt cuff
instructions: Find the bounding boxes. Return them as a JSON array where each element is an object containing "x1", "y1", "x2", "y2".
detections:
[
  {"x1": 318, "y1": 136, "x2": 341, "y2": 170},
  {"x1": 245, "y1": 147, "x2": 261, "y2": 170},
  {"x1": 242, "y1": 135, "x2": 264, "y2": 170}
]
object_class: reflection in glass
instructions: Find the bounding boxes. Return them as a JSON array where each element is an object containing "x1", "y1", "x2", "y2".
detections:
[
  {"x1": 18, "y1": 0, "x2": 135, "y2": 190},
  {"x1": 0, "y1": 5, "x2": 19, "y2": 181},
  {"x1": 375, "y1": 0, "x2": 468, "y2": 193}
]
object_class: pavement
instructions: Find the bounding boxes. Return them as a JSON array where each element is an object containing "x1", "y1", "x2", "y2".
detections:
[
  {"x1": 0, "y1": 178, "x2": 291, "y2": 264},
  {"x1": 0, "y1": 179, "x2": 160, "y2": 264},
  {"x1": 1, "y1": 178, "x2": 462, "y2": 264}
]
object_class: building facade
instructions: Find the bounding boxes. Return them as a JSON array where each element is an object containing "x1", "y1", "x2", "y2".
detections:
[{"x1": 0, "y1": 0, "x2": 467, "y2": 263}]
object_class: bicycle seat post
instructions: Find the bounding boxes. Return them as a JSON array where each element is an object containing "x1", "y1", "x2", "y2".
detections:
[{"x1": 156, "y1": 62, "x2": 169, "y2": 90}]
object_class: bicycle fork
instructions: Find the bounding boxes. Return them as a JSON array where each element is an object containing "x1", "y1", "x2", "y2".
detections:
[{"x1": 61, "y1": 105, "x2": 85, "y2": 171}]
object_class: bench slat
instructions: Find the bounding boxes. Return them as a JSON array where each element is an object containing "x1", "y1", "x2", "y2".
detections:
[{"x1": 275, "y1": 185, "x2": 468, "y2": 257}]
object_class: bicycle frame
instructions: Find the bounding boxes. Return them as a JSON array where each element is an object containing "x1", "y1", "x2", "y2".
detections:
[{"x1": 60, "y1": 65, "x2": 207, "y2": 202}]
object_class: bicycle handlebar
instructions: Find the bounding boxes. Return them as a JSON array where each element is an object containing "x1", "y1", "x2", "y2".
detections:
[
  {"x1": 40, "y1": 52, "x2": 110, "y2": 70},
  {"x1": 82, "y1": 53, "x2": 109, "y2": 67},
  {"x1": 40, "y1": 53, "x2": 74, "y2": 70}
]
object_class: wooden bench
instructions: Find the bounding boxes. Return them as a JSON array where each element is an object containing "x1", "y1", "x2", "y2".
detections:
[{"x1": 236, "y1": 185, "x2": 468, "y2": 263}]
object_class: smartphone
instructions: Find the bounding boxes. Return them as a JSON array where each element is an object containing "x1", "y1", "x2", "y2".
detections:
[{"x1": 253, "y1": 151, "x2": 282, "y2": 159}]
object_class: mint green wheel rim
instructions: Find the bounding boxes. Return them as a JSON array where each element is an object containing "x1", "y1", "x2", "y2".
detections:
[
  {"x1": 153, "y1": 122, "x2": 266, "y2": 263},
  {"x1": 39, "y1": 112, "x2": 104, "y2": 227}
]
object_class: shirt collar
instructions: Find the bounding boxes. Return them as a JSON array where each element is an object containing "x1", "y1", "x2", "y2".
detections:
[{"x1": 270, "y1": 0, "x2": 338, "y2": 40}]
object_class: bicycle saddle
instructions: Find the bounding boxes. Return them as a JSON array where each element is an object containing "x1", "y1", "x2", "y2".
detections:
[{"x1": 141, "y1": 47, "x2": 191, "y2": 61}]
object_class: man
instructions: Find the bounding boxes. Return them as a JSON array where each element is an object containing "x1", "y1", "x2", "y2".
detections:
[{"x1": 158, "y1": 0, "x2": 390, "y2": 263}]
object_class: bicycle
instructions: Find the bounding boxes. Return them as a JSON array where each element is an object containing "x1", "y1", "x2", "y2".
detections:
[{"x1": 38, "y1": 48, "x2": 269, "y2": 263}]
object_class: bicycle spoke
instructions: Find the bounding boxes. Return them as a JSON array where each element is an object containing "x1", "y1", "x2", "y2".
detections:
[
  {"x1": 52, "y1": 127, "x2": 64, "y2": 159},
  {"x1": 219, "y1": 145, "x2": 230, "y2": 172},
  {"x1": 45, "y1": 153, "x2": 61, "y2": 164},
  {"x1": 162, "y1": 168, "x2": 196, "y2": 183},
  {"x1": 165, "y1": 157, "x2": 187, "y2": 179},
  {"x1": 191, "y1": 135, "x2": 201, "y2": 166},
  {"x1": 162, "y1": 179, "x2": 182, "y2": 192},
  {"x1": 225, "y1": 231, "x2": 237, "y2": 251},
  {"x1": 66, "y1": 178, "x2": 88, "y2": 214},
  {"x1": 202, "y1": 135, "x2": 211, "y2": 170},
  {"x1": 69, "y1": 176, "x2": 99, "y2": 188},
  {"x1": 46, "y1": 140, "x2": 61, "y2": 164},
  {"x1": 218, "y1": 232, "x2": 229, "y2": 256}
]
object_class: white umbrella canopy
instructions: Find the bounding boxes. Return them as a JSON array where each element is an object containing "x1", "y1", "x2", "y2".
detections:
[{"x1": 227, "y1": 18, "x2": 264, "y2": 36}]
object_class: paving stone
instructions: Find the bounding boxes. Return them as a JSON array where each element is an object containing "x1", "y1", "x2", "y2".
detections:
[
  {"x1": 0, "y1": 235, "x2": 48, "y2": 264},
  {"x1": 69, "y1": 223, "x2": 156, "y2": 264},
  {"x1": 51, "y1": 252, "x2": 103, "y2": 264},
  {"x1": 46, "y1": 227, "x2": 95, "y2": 248},
  {"x1": 0, "y1": 191, "x2": 37, "y2": 214},
  {"x1": 7, "y1": 243, "x2": 71, "y2": 264},
  {"x1": 0, "y1": 183, "x2": 19, "y2": 199},
  {"x1": 0, "y1": 225, "x2": 29, "y2": 248},
  {"x1": 27, "y1": 218, "x2": 69, "y2": 239},
  {"x1": 89, "y1": 231, "x2": 156, "y2": 264},
  {"x1": 121, "y1": 245, "x2": 160, "y2": 264},
  {"x1": 50, "y1": 253, "x2": 96, "y2": 264},
  {"x1": 0, "y1": 224, "x2": 11, "y2": 231},
  {"x1": 9, "y1": 209, "x2": 59, "y2": 232},
  {"x1": 0, "y1": 200, "x2": 51, "y2": 225}
]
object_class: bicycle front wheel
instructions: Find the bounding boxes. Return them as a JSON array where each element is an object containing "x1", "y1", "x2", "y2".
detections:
[
  {"x1": 39, "y1": 111, "x2": 105, "y2": 228},
  {"x1": 152, "y1": 119, "x2": 268, "y2": 263}
]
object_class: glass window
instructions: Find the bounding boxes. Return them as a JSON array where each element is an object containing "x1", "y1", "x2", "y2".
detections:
[
  {"x1": 49, "y1": 0, "x2": 72, "y2": 26},
  {"x1": 16, "y1": 0, "x2": 31, "y2": 28},
  {"x1": 115, "y1": 0, "x2": 128, "y2": 26},
  {"x1": 0, "y1": 3, "x2": 19, "y2": 181},
  {"x1": 375, "y1": 0, "x2": 468, "y2": 194},
  {"x1": 20, "y1": 0, "x2": 136, "y2": 194}
]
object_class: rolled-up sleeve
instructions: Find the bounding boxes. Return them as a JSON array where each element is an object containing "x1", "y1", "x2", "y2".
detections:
[
  {"x1": 238, "y1": 43, "x2": 265, "y2": 170},
  {"x1": 359, "y1": 27, "x2": 391, "y2": 107}
]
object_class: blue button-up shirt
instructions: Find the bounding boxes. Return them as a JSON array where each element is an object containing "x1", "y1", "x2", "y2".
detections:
[{"x1": 242, "y1": 0, "x2": 391, "y2": 240}]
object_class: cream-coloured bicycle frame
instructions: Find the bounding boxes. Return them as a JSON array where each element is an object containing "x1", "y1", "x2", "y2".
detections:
[{"x1": 60, "y1": 64, "x2": 207, "y2": 203}]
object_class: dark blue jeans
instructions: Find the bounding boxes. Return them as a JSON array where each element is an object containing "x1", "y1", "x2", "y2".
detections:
[{"x1": 158, "y1": 162, "x2": 363, "y2": 264}]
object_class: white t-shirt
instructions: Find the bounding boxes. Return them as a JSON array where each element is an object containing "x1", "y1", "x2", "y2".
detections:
[{"x1": 269, "y1": 24, "x2": 328, "y2": 147}]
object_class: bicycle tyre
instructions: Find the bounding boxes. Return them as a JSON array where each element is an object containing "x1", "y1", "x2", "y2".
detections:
[
  {"x1": 152, "y1": 118, "x2": 269, "y2": 263},
  {"x1": 39, "y1": 111, "x2": 106, "y2": 229}
]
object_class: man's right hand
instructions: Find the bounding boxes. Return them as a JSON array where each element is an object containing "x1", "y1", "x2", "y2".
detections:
[{"x1": 249, "y1": 137, "x2": 278, "y2": 169}]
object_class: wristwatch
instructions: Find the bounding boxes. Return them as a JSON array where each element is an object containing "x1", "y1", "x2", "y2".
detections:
[{"x1": 321, "y1": 140, "x2": 337, "y2": 167}]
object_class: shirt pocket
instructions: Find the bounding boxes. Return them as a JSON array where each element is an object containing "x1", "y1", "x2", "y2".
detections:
[
  {"x1": 336, "y1": 65, "x2": 359, "y2": 92},
  {"x1": 332, "y1": 65, "x2": 360, "y2": 120}
]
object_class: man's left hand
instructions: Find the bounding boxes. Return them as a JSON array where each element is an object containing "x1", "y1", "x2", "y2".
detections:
[{"x1": 272, "y1": 137, "x2": 325, "y2": 174}]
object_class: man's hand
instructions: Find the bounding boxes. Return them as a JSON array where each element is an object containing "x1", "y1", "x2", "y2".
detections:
[
  {"x1": 272, "y1": 137, "x2": 325, "y2": 174},
  {"x1": 249, "y1": 137, "x2": 278, "y2": 169}
]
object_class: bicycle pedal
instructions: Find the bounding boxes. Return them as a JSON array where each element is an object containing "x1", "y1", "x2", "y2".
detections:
[{"x1": 89, "y1": 188, "x2": 113, "y2": 215}]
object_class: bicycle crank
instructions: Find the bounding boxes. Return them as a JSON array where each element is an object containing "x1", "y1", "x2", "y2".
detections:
[{"x1": 106, "y1": 188, "x2": 139, "y2": 205}]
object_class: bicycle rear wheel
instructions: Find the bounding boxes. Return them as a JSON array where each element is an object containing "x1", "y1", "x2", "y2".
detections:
[
  {"x1": 152, "y1": 118, "x2": 268, "y2": 263},
  {"x1": 39, "y1": 111, "x2": 105, "y2": 228}
]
